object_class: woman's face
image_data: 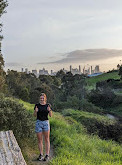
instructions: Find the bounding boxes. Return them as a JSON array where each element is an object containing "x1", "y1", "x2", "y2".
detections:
[{"x1": 40, "y1": 96, "x2": 46, "y2": 104}]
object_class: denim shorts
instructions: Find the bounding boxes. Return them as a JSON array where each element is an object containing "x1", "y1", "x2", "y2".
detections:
[{"x1": 35, "y1": 120, "x2": 50, "y2": 133}]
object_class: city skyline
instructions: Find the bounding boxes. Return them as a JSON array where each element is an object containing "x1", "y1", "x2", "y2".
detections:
[{"x1": 8, "y1": 64, "x2": 104, "y2": 76}]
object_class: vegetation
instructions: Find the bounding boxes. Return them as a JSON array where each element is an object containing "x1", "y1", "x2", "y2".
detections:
[
  {"x1": 1, "y1": 1, "x2": 122, "y2": 164},
  {"x1": 118, "y1": 66, "x2": 122, "y2": 80},
  {"x1": 0, "y1": 0, "x2": 8, "y2": 92},
  {"x1": 0, "y1": 94, "x2": 35, "y2": 141},
  {"x1": 0, "y1": 94, "x2": 122, "y2": 165},
  {"x1": 62, "y1": 109, "x2": 122, "y2": 143},
  {"x1": 50, "y1": 113, "x2": 122, "y2": 165},
  {"x1": 86, "y1": 70, "x2": 120, "y2": 89}
]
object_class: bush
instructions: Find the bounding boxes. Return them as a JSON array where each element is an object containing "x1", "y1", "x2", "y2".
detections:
[
  {"x1": 62, "y1": 109, "x2": 122, "y2": 143},
  {"x1": 88, "y1": 88, "x2": 116, "y2": 108},
  {"x1": 0, "y1": 95, "x2": 35, "y2": 141},
  {"x1": 79, "y1": 99, "x2": 104, "y2": 114}
]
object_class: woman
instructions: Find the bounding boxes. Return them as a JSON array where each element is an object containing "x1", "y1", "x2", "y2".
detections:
[{"x1": 33, "y1": 93, "x2": 52, "y2": 161}]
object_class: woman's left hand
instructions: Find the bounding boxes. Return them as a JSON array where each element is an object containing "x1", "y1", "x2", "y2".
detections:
[{"x1": 47, "y1": 104, "x2": 51, "y2": 111}]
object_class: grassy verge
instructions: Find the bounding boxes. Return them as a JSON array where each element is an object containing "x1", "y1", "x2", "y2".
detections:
[
  {"x1": 19, "y1": 100, "x2": 122, "y2": 165},
  {"x1": 49, "y1": 112, "x2": 122, "y2": 165}
]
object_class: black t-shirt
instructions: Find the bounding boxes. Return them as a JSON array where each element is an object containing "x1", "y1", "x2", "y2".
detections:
[{"x1": 34, "y1": 103, "x2": 52, "y2": 121}]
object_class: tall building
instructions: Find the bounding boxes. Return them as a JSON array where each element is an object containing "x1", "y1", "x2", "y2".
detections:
[
  {"x1": 25, "y1": 68, "x2": 28, "y2": 73},
  {"x1": 51, "y1": 70, "x2": 53, "y2": 75},
  {"x1": 79, "y1": 65, "x2": 81, "y2": 73},
  {"x1": 95, "y1": 65, "x2": 100, "y2": 73},
  {"x1": 70, "y1": 65, "x2": 72, "y2": 72},
  {"x1": 21, "y1": 68, "x2": 24, "y2": 72},
  {"x1": 32, "y1": 69, "x2": 37, "y2": 76},
  {"x1": 39, "y1": 68, "x2": 49, "y2": 75},
  {"x1": 91, "y1": 66, "x2": 92, "y2": 74},
  {"x1": 83, "y1": 66, "x2": 85, "y2": 74}
]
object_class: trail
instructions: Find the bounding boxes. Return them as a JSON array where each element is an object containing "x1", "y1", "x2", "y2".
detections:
[{"x1": 27, "y1": 143, "x2": 54, "y2": 165}]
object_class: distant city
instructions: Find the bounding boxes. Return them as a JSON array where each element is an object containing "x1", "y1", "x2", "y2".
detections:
[{"x1": 21, "y1": 64, "x2": 103, "y2": 77}]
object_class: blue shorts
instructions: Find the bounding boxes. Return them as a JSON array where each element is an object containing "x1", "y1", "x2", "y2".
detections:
[{"x1": 35, "y1": 120, "x2": 50, "y2": 133}]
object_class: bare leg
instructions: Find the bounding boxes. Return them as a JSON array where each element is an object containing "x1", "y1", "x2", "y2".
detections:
[
  {"x1": 37, "y1": 132, "x2": 43, "y2": 155},
  {"x1": 43, "y1": 131, "x2": 50, "y2": 155}
]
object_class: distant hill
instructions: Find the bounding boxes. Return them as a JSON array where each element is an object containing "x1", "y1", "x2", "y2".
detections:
[{"x1": 86, "y1": 70, "x2": 120, "y2": 89}]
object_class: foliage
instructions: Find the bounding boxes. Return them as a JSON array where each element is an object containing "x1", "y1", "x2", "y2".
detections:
[
  {"x1": 86, "y1": 71, "x2": 120, "y2": 89},
  {"x1": 118, "y1": 66, "x2": 122, "y2": 80},
  {"x1": 0, "y1": 95, "x2": 35, "y2": 141},
  {"x1": 0, "y1": 0, "x2": 8, "y2": 92},
  {"x1": 62, "y1": 109, "x2": 122, "y2": 143},
  {"x1": 96, "y1": 79, "x2": 122, "y2": 89},
  {"x1": 87, "y1": 88, "x2": 117, "y2": 108},
  {"x1": 0, "y1": 0, "x2": 8, "y2": 39},
  {"x1": 61, "y1": 72, "x2": 86, "y2": 100},
  {"x1": 49, "y1": 113, "x2": 122, "y2": 165},
  {"x1": 13, "y1": 99, "x2": 122, "y2": 165}
]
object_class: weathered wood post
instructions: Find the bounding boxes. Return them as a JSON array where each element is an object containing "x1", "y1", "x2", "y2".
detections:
[{"x1": 0, "y1": 130, "x2": 27, "y2": 165}]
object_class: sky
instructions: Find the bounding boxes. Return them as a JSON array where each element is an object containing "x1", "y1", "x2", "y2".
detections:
[{"x1": 1, "y1": 0, "x2": 122, "y2": 73}]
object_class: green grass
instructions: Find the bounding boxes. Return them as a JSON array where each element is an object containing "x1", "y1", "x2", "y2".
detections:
[
  {"x1": 86, "y1": 71, "x2": 120, "y2": 89},
  {"x1": 62, "y1": 109, "x2": 116, "y2": 125},
  {"x1": 19, "y1": 100, "x2": 122, "y2": 165},
  {"x1": 50, "y1": 113, "x2": 122, "y2": 165},
  {"x1": 18, "y1": 99, "x2": 35, "y2": 113}
]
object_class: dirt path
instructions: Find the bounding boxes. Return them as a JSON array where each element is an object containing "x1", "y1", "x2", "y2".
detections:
[{"x1": 30, "y1": 144, "x2": 54, "y2": 165}]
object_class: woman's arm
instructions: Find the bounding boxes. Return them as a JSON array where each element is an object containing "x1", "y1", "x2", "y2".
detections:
[
  {"x1": 33, "y1": 106, "x2": 38, "y2": 117},
  {"x1": 48, "y1": 109, "x2": 52, "y2": 117},
  {"x1": 47, "y1": 104, "x2": 52, "y2": 117}
]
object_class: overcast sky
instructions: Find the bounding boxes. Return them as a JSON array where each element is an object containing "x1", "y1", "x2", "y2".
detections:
[{"x1": 1, "y1": 0, "x2": 122, "y2": 73}]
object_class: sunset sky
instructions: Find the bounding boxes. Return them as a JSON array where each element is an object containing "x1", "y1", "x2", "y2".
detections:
[{"x1": 1, "y1": 0, "x2": 122, "y2": 73}]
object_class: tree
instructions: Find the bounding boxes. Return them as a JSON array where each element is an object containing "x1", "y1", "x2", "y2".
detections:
[
  {"x1": 0, "y1": 0, "x2": 8, "y2": 92},
  {"x1": 118, "y1": 66, "x2": 122, "y2": 80},
  {"x1": 56, "y1": 69, "x2": 66, "y2": 79},
  {"x1": 0, "y1": 0, "x2": 8, "y2": 38}
]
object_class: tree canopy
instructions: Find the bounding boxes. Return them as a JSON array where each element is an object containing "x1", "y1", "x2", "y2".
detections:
[{"x1": 0, "y1": 0, "x2": 8, "y2": 92}]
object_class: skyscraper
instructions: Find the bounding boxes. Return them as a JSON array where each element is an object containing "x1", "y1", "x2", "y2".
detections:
[
  {"x1": 95, "y1": 65, "x2": 100, "y2": 73},
  {"x1": 70, "y1": 65, "x2": 72, "y2": 72},
  {"x1": 79, "y1": 65, "x2": 81, "y2": 73}
]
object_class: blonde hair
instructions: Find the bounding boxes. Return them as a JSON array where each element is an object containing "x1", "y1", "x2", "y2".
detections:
[{"x1": 40, "y1": 93, "x2": 47, "y2": 102}]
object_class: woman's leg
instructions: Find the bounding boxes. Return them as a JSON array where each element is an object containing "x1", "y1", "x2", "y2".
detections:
[
  {"x1": 37, "y1": 132, "x2": 43, "y2": 155},
  {"x1": 43, "y1": 130, "x2": 50, "y2": 155}
]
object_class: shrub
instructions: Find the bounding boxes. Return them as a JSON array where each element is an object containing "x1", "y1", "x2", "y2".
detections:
[{"x1": 0, "y1": 95, "x2": 35, "y2": 141}]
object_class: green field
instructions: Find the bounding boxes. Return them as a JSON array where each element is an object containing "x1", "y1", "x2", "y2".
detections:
[
  {"x1": 86, "y1": 71, "x2": 120, "y2": 90},
  {"x1": 19, "y1": 100, "x2": 122, "y2": 165}
]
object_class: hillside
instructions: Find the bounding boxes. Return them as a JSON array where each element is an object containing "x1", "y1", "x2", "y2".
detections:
[
  {"x1": 19, "y1": 100, "x2": 122, "y2": 165},
  {"x1": 86, "y1": 70, "x2": 120, "y2": 90}
]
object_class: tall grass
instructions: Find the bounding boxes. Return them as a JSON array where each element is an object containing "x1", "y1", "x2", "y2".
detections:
[
  {"x1": 18, "y1": 100, "x2": 122, "y2": 165},
  {"x1": 50, "y1": 113, "x2": 122, "y2": 165},
  {"x1": 19, "y1": 99, "x2": 35, "y2": 113},
  {"x1": 62, "y1": 109, "x2": 116, "y2": 125}
]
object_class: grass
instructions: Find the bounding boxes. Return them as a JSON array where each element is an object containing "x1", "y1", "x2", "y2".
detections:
[
  {"x1": 86, "y1": 71, "x2": 120, "y2": 90},
  {"x1": 62, "y1": 109, "x2": 116, "y2": 125},
  {"x1": 19, "y1": 99, "x2": 35, "y2": 113},
  {"x1": 50, "y1": 113, "x2": 122, "y2": 165},
  {"x1": 19, "y1": 100, "x2": 122, "y2": 165}
]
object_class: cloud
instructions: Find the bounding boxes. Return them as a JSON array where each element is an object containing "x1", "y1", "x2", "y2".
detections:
[
  {"x1": 5, "y1": 62, "x2": 24, "y2": 67},
  {"x1": 37, "y1": 49, "x2": 122, "y2": 64}
]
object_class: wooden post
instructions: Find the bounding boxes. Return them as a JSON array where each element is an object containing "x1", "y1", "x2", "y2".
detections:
[{"x1": 0, "y1": 130, "x2": 27, "y2": 165}]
